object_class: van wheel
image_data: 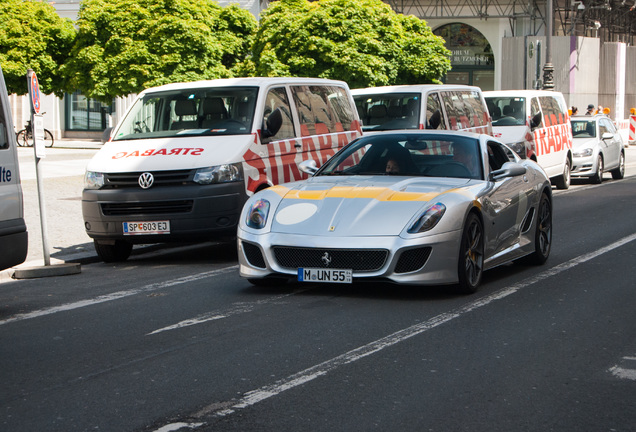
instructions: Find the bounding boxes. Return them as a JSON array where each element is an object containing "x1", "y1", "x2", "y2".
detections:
[
  {"x1": 611, "y1": 152, "x2": 625, "y2": 180},
  {"x1": 553, "y1": 160, "x2": 571, "y2": 190},
  {"x1": 94, "y1": 240, "x2": 133, "y2": 262}
]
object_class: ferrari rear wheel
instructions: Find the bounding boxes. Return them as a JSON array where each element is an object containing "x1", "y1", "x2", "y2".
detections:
[
  {"x1": 525, "y1": 193, "x2": 552, "y2": 265},
  {"x1": 456, "y1": 213, "x2": 484, "y2": 294}
]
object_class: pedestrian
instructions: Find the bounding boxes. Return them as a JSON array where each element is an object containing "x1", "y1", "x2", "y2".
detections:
[
  {"x1": 571, "y1": 106, "x2": 578, "y2": 115},
  {"x1": 585, "y1": 104, "x2": 594, "y2": 115},
  {"x1": 597, "y1": 105, "x2": 604, "y2": 115}
]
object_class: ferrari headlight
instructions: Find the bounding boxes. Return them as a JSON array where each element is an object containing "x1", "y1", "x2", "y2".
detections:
[
  {"x1": 573, "y1": 148, "x2": 593, "y2": 157},
  {"x1": 194, "y1": 163, "x2": 243, "y2": 184},
  {"x1": 246, "y1": 199, "x2": 270, "y2": 229},
  {"x1": 408, "y1": 203, "x2": 446, "y2": 234},
  {"x1": 84, "y1": 171, "x2": 104, "y2": 189}
]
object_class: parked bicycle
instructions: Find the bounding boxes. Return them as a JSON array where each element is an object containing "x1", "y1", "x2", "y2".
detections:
[{"x1": 16, "y1": 119, "x2": 54, "y2": 147}]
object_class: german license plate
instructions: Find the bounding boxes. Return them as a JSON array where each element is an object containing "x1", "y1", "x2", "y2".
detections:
[
  {"x1": 123, "y1": 221, "x2": 170, "y2": 235},
  {"x1": 298, "y1": 268, "x2": 352, "y2": 284}
]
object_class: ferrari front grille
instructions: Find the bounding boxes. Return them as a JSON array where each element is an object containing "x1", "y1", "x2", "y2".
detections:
[
  {"x1": 273, "y1": 247, "x2": 388, "y2": 272},
  {"x1": 394, "y1": 247, "x2": 432, "y2": 273},
  {"x1": 242, "y1": 241, "x2": 266, "y2": 269}
]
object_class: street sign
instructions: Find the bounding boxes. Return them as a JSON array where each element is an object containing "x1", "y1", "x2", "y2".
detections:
[{"x1": 28, "y1": 70, "x2": 41, "y2": 115}]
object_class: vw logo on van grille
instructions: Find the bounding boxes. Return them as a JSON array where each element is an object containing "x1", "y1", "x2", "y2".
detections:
[{"x1": 138, "y1": 172, "x2": 154, "y2": 189}]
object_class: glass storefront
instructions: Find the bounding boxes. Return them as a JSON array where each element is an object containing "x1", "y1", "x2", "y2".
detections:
[
  {"x1": 434, "y1": 23, "x2": 495, "y2": 91},
  {"x1": 65, "y1": 92, "x2": 113, "y2": 131}
]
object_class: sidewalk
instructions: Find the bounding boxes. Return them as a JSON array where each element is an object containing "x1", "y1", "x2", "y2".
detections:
[{"x1": 2, "y1": 138, "x2": 163, "y2": 281}]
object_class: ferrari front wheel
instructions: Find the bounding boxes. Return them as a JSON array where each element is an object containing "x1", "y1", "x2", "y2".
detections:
[{"x1": 456, "y1": 213, "x2": 484, "y2": 294}]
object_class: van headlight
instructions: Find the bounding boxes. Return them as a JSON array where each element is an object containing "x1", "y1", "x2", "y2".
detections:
[
  {"x1": 84, "y1": 171, "x2": 104, "y2": 189},
  {"x1": 194, "y1": 163, "x2": 243, "y2": 184},
  {"x1": 246, "y1": 199, "x2": 270, "y2": 229}
]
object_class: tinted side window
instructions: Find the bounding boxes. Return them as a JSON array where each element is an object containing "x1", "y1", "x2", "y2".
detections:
[
  {"x1": 425, "y1": 93, "x2": 445, "y2": 130},
  {"x1": 0, "y1": 96, "x2": 8, "y2": 149},
  {"x1": 462, "y1": 91, "x2": 487, "y2": 127},
  {"x1": 440, "y1": 91, "x2": 459, "y2": 130},
  {"x1": 263, "y1": 87, "x2": 295, "y2": 143},
  {"x1": 291, "y1": 85, "x2": 355, "y2": 136}
]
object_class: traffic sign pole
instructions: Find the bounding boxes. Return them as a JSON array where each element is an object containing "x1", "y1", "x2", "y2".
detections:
[{"x1": 27, "y1": 68, "x2": 51, "y2": 266}]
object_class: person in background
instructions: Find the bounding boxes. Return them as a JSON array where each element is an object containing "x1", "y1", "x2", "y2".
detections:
[
  {"x1": 597, "y1": 106, "x2": 605, "y2": 115},
  {"x1": 571, "y1": 106, "x2": 578, "y2": 115},
  {"x1": 585, "y1": 104, "x2": 595, "y2": 115}
]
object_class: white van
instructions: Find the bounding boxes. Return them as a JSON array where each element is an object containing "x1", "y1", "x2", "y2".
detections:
[
  {"x1": 0, "y1": 66, "x2": 28, "y2": 270},
  {"x1": 484, "y1": 90, "x2": 573, "y2": 189},
  {"x1": 351, "y1": 84, "x2": 492, "y2": 135},
  {"x1": 83, "y1": 77, "x2": 361, "y2": 262}
]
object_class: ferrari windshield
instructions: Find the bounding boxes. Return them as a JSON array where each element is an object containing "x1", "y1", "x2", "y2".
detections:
[
  {"x1": 113, "y1": 87, "x2": 258, "y2": 141},
  {"x1": 317, "y1": 133, "x2": 484, "y2": 180}
]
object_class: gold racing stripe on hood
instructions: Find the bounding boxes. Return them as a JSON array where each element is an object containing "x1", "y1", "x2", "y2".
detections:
[{"x1": 270, "y1": 185, "x2": 461, "y2": 202}]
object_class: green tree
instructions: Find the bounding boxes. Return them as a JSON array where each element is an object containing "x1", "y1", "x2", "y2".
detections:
[
  {"x1": 63, "y1": 0, "x2": 257, "y2": 102},
  {"x1": 0, "y1": 0, "x2": 76, "y2": 95},
  {"x1": 249, "y1": 0, "x2": 451, "y2": 88}
]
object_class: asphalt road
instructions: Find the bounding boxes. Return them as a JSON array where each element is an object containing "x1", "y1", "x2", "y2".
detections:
[{"x1": 0, "y1": 146, "x2": 635, "y2": 431}]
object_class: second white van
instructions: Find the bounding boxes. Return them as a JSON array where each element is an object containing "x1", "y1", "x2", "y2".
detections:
[
  {"x1": 484, "y1": 90, "x2": 573, "y2": 189},
  {"x1": 82, "y1": 78, "x2": 361, "y2": 262},
  {"x1": 351, "y1": 84, "x2": 492, "y2": 135}
]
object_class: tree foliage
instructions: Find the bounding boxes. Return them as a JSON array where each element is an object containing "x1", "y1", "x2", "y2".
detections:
[
  {"x1": 63, "y1": 0, "x2": 258, "y2": 101},
  {"x1": 0, "y1": 0, "x2": 76, "y2": 96},
  {"x1": 249, "y1": 0, "x2": 451, "y2": 88}
]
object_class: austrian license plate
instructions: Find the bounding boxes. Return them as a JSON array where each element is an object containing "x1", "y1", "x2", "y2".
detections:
[
  {"x1": 298, "y1": 268, "x2": 352, "y2": 284},
  {"x1": 123, "y1": 221, "x2": 170, "y2": 235}
]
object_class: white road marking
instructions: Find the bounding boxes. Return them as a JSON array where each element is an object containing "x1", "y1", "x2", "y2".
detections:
[
  {"x1": 190, "y1": 232, "x2": 636, "y2": 420},
  {"x1": 609, "y1": 366, "x2": 636, "y2": 381},
  {"x1": 147, "y1": 293, "x2": 298, "y2": 335},
  {"x1": 0, "y1": 266, "x2": 238, "y2": 326}
]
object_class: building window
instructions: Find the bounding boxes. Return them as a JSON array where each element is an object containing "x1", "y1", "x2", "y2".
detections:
[
  {"x1": 434, "y1": 23, "x2": 495, "y2": 91},
  {"x1": 65, "y1": 92, "x2": 113, "y2": 131}
]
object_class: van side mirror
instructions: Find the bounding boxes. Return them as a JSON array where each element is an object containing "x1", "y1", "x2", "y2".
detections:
[
  {"x1": 261, "y1": 108, "x2": 283, "y2": 139},
  {"x1": 530, "y1": 113, "x2": 542, "y2": 129},
  {"x1": 489, "y1": 162, "x2": 527, "y2": 181}
]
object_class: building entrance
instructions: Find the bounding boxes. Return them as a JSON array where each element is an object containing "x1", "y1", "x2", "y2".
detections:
[{"x1": 433, "y1": 23, "x2": 494, "y2": 91}]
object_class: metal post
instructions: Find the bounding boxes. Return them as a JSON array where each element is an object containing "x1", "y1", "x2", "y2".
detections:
[
  {"x1": 27, "y1": 69, "x2": 51, "y2": 266},
  {"x1": 542, "y1": 0, "x2": 555, "y2": 90}
]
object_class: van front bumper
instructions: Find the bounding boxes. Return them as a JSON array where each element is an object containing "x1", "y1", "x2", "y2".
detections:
[{"x1": 82, "y1": 182, "x2": 247, "y2": 244}]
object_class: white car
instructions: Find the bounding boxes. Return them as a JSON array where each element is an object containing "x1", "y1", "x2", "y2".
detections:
[{"x1": 570, "y1": 114, "x2": 626, "y2": 183}]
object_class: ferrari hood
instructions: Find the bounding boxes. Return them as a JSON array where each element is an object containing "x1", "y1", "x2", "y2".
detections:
[{"x1": 268, "y1": 176, "x2": 472, "y2": 236}]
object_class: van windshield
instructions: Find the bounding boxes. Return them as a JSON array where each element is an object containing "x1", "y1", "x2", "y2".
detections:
[
  {"x1": 113, "y1": 87, "x2": 259, "y2": 141},
  {"x1": 353, "y1": 93, "x2": 421, "y2": 131},
  {"x1": 485, "y1": 96, "x2": 527, "y2": 127}
]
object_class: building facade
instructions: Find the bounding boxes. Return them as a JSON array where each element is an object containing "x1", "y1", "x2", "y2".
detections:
[{"x1": 9, "y1": 0, "x2": 636, "y2": 140}]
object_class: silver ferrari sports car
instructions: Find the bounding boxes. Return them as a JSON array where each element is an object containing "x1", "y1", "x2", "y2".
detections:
[{"x1": 237, "y1": 130, "x2": 552, "y2": 293}]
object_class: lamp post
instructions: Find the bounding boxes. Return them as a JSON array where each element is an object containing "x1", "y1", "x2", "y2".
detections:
[{"x1": 542, "y1": 0, "x2": 555, "y2": 90}]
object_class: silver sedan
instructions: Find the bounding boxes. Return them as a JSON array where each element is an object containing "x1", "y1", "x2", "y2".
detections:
[
  {"x1": 237, "y1": 131, "x2": 552, "y2": 294},
  {"x1": 571, "y1": 114, "x2": 626, "y2": 183}
]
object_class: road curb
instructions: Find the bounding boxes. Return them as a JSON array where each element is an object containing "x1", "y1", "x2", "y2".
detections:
[{"x1": 12, "y1": 262, "x2": 82, "y2": 279}]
